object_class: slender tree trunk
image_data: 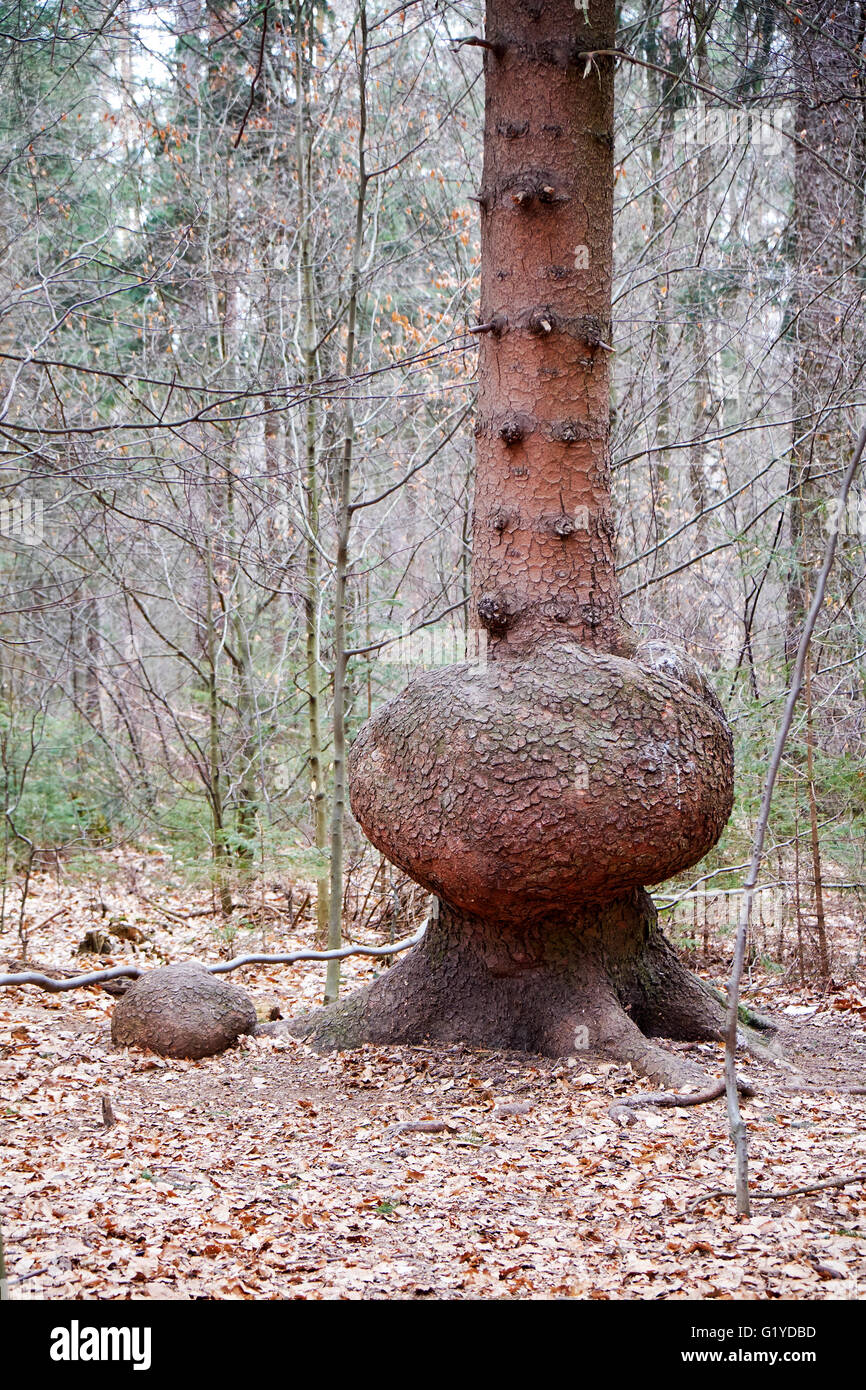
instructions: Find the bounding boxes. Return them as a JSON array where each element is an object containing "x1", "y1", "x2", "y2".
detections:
[
  {"x1": 231, "y1": 606, "x2": 260, "y2": 866},
  {"x1": 783, "y1": 1, "x2": 862, "y2": 978},
  {"x1": 295, "y1": 0, "x2": 330, "y2": 948},
  {"x1": 223, "y1": 463, "x2": 260, "y2": 867},
  {"x1": 785, "y1": 0, "x2": 864, "y2": 661},
  {"x1": 793, "y1": 774, "x2": 806, "y2": 984},
  {"x1": 646, "y1": 65, "x2": 673, "y2": 530},
  {"x1": 204, "y1": 493, "x2": 232, "y2": 916},
  {"x1": 688, "y1": 5, "x2": 716, "y2": 540},
  {"x1": 803, "y1": 653, "x2": 829, "y2": 979},
  {"x1": 325, "y1": 2, "x2": 370, "y2": 1002}
]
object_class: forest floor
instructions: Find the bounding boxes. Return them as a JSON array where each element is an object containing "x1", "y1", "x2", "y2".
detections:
[{"x1": 2, "y1": 848, "x2": 865, "y2": 1301}]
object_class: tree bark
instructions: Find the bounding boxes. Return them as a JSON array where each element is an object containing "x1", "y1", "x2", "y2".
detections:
[
  {"x1": 470, "y1": 0, "x2": 626, "y2": 656},
  {"x1": 783, "y1": 0, "x2": 863, "y2": 977},
  {"x1": 291, "y1": 0, "x2": 736, "y2": 1087},
  {"x1": 325, "y1": 1, "x2": 370, "y2": 1002},
  {"x1": 785, "y1": 0, "x2": 865, "y2": 661},
  {"x1": 295, "y1": 0, "x2": 331, "y2": 949}
]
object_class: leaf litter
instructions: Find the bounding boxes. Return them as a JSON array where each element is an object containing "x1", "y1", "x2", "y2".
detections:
[{"x1": 1, "y1": 849, "x2": 865, "y2": 1300}]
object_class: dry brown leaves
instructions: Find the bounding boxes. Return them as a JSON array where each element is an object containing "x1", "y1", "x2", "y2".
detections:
[{"x1": 1, "y1": 851, "x2": 865, "y2": 1300}]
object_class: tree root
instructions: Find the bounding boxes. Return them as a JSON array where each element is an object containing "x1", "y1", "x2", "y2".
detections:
[
  {"x1": 690, "y1": 1170, "x2": 866, "y2": 1211},
  {"x1": 608, "y1": 1076, "x2": 756, "y2": 1124}
]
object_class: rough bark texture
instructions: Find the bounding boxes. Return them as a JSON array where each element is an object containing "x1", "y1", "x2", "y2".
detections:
[
  {"x1": 349, "y1": 639, "x2": 732, "y2": 921},
  {"x1": 786, "y1": 0, "x2": 866, "y2": 660},
  {"x1": 471, "y1": 0, "x2": 624, "y2": 655},
  {"x1": 291, "y1": 0, "x2": 737, "y2": 1086},
  {"x1": 292, "y1": 892, "x2": 728, "y2": 1088},
  {"x1": 111, "y1": 962, "x2": 256, "y2": 1059}
]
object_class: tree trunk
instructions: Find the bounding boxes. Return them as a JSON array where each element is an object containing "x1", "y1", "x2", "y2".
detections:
[
  {"x1": 203, "y1": 483, "x2": 233, "y2": 917},
  {"x1": 295, "y1": 0, "x2": 331, "y2": 949},
  {"x1": 645, "y1": 2, "x2": 678, "y2": 535},
  {"x1": 785, "y1": 0, "x2": 864, "y2": 662},
  {"x1": 324, "y1": 1, "x2": 370, "y2": 1002},
  {"x1": 783, "y1": 0, "x2": 862, "y2": 978},
  {"x1": 688, "y1": 4, "x2": 717, "y2": 543},
  {"x1": 469, "y1": 0, "x2": 624, "y2": 656},
  {"x1": 299, "y1": 890, "x2": 728, "y2": 1088},
  {"x1": 291, "y1": 0, "x2": 737, "y2": 1086}
]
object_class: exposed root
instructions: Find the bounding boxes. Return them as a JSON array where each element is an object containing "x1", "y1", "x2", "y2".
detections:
[
  {"x1": 602, "y1": 1011, "x2": 711, "y2": 1088},
  {"x1": 690, "y1": 1170, "x2": 866, "y2": 1211},
  {"x1": 608, "y1": 1076, "x2": 756, "y2": 1125}
]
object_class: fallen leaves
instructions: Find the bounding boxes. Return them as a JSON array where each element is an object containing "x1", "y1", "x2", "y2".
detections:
[{"x1": 1, "y1": 855, "x2": 865, "y2": 1299}]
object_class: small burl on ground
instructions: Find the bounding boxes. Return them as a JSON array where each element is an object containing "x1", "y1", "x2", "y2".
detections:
[{"x1": 111, "y1": 961, "x2": 256, "y2": 1060}]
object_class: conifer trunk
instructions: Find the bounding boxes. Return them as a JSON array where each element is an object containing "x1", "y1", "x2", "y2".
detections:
[{"x1": 290, "y1": 0, "x2": 740, "y2": 1087}]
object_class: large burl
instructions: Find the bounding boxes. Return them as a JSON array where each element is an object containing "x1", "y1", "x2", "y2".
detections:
[
  {"x1": 350, "y1": 641, "x2": 733, "y2": 921},
  {"x1": 292, "y1": 634, "x2": 739, "y2": 1086},
  {"x1": 290, "y1": 0, "x2": 751, "y2": 1086}
]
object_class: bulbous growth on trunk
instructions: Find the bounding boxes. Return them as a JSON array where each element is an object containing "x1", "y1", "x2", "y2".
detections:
[{"x1": 349, "y1": 641, "x2": 733, "y2": 920}]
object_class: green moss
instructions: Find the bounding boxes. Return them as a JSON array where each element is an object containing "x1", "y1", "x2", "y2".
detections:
[{"x1": 290, "y1": 991, "x2": 371, "y2": 1051}]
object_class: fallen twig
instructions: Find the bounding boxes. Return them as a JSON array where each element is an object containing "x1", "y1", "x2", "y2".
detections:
[
  {"x1": 5, "y1": 1268, "x2": 48, "y2": 1287},
  {"x1": 138, "y1": 895, "x2": 222, "y2": 922},
  {"x1": 690, "y1": 1171, "x2": 866, "y2": 1211},
  {"x1": 25, "y1": 906, "x2": 69, "y2": 935},
  {"x1": 387, "y1": 1119, "x2": 455, "y2": 1136},
  {"x1": 289, "y1": 893, "x2": 311, "y2": 931},
  {"x1": 609, "y1": 1077, "x2": 754, "y2": 1122},
  {"x1": 779, "y1": 1081, "x2": 866, "y2": 1095},
  {"x1": 0, "y1": 923, "x2": 428, "y2": 992}
]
